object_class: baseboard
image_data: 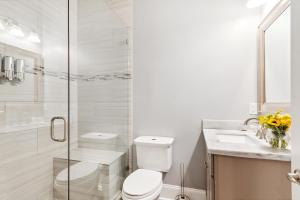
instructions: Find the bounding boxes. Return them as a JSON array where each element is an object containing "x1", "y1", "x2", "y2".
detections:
[{"x1": 159, "y1": 184, "x2": 206, "y2": 200}]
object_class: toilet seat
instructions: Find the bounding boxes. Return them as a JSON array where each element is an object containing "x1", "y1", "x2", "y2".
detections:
[
  {"x1": 122, "y1": 182, "x2": 163, "y2": 200},
  {"x1": 122, "y1": 169, "x2": 163, "y2": 200},
  {"x1": 56, "y1": 162, "x2": 99, "y2": 185}
]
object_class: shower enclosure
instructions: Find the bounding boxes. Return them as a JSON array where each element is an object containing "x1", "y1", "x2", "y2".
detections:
[{"x1": 0, "y1": 0, "x2": 131, "y2": 199}]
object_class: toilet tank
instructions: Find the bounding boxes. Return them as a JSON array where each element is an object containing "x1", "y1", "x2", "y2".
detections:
[{"x1": 134, "y1": 136, "x2": 174, "y2": 172}]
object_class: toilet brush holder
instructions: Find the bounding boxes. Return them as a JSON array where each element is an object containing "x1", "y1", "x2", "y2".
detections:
[{"x1": 175, "y1": 163, "x2": 190, "y2": 200}]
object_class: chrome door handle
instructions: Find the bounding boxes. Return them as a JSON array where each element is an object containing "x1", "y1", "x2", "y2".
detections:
[
  {"x1": 50, "y1": 116, "x2": 67, "y2": 142},
  {"x1": 287, "y1": 169, "x2": 300, "y2": 185}
]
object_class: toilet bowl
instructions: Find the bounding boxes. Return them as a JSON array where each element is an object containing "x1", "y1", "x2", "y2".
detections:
[
  {"x1": 122, "y1": 136, "x2": 174, "y2": 200},
  {"x1": 122, "y1": 169, "x2": 163, "y2": 200},
  {"x1": 54, "y1": 162, "x2": 99, "y2": 200}
]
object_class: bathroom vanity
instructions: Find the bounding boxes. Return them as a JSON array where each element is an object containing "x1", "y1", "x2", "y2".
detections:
[{"x1": 203, "y1": 126, "x2": 291, "y2": 200}]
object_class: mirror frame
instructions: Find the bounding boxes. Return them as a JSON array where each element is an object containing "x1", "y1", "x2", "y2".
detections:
[{"x1": 258, "y1": 0, "x2": 291, "y2": 113}]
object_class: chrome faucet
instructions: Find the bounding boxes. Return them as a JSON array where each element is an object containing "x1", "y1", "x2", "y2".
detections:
[
  {"x1": 243, "y1": 117, "x2": 266, "y2": 139},
  {"x1": 244, "y1": 117, "x2": 258, "y2": 126}
]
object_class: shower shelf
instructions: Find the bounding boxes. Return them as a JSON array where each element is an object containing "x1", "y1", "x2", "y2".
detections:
[{"x1": 0, "y1": 121, "x2": 64, "y2": 133}]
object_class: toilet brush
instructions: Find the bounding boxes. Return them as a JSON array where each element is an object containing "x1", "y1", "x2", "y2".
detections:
[{"x1": 175, "y1": 163, "x2": 190, "y2": 200}]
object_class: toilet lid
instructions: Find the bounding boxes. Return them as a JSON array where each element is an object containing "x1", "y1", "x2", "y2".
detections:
[
  {"x1": 56, "y1": 162, "x2": 98, "y2": 184},
  {"x1": 123, "y1": 169, "x2": 162, "y2": 196}
]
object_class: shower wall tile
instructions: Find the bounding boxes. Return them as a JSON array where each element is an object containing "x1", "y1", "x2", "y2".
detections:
[
  {"x1": 78, "y1": 80, "x2": 130, "y2": 103},
  {"x1": 0, "y1": 103, "x2": 5, "y2": 127},
  {"x1": 0, "y1": 144, "x2": 67, "y2": 200},
  {"x1": 0, "y1": 101, "x2": 78, "y2": 128},
  {"x1": 43, "y1": 102, "x2": 78, "y2": 123},
  {"x1": 78, "y1": 0, "x2": 129, "y2": 74},
  {"x1": 77, "y1": 0, "x2": 131, "y2": 153},
  {"x1": 79, "y1": 142, "x2": 129, "y2": 152},
  {"x1": 0, "y1": 129, "x2": 38, "y2": 164},
  {"x1": 37, "y1": 124, "x2": 77, "y2": 153},
  {"x1": 77, "y1": 79, "x2": 130, "y2": 151},
  {"x1": 4, "y1": 102, "x2": 44, "y2": 126},
  {"x1": 0, "y1": 123, "x2": 76, "y2": 200},
  {"x1": 0, "y1": 74, "x2": 38, "y2": 102}
]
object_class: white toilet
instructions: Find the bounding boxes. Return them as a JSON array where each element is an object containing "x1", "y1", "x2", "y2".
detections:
[
  {"x1": 122, "y1": 136, "x2": 174, "y2": 200},
  {"x1": 54, "y1": 162, "x2": 100, "y2": 200}
]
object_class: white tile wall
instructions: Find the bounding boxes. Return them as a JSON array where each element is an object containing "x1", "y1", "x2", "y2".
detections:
[{"x1": 77, "y1": 0, "x2": 131, "y2": 153}]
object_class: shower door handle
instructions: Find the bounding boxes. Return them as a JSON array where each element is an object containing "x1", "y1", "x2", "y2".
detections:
[{"x1": 50, "y1": 116, "x2": 67, "y2": 142}]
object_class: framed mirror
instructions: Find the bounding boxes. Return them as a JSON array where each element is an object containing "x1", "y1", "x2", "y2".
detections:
[{"x1": 258, "y1": 0, "x2": 291, "y2": 112}]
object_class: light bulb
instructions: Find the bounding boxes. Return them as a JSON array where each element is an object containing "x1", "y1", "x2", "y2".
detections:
[
  {"x1": 27, "y1": 32, "x2": 41, "y2": 43},
  {"x1": 9, "y1": 25, "x2": 24, "y2": 37},
  {"x1": 246, "y1": 0, "x2": 267, "y2": 8},
  {"x1": 0, "y1": 21, "x2": 4, "y2": 31}
]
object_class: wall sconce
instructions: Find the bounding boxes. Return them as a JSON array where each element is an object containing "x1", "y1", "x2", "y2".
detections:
[
  {"x1": 247, "y1": 0, "x2": 267, "y2": 8},
  {"x1": 0, "y1": 20, "x2": 4, "y2": 31},
  {"x1": 27, "y1": 32, "x2": 41, "y2": 43},
  {"x1": 8, "y1": 24, "x2": 24, "y2": 38},
  {"x1": 0, "y1": 16, "x2": 41, "y2": 43}
]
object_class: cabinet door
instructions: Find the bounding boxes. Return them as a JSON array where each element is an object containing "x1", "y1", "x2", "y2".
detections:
[{"x1": 214, "y1": 155, "x2": 291, "y2": 200}]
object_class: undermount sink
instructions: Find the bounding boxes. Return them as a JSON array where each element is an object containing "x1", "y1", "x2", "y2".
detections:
[
  {"x1": 216, "y1": 130, "x2": 257, "y2": 145},
  {"x1": 217, "y1": 134, "x2": 250, "y2": 144}
]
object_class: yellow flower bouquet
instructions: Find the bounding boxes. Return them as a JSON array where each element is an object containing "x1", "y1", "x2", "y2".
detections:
[{"x1": 258, "y1": 111, "x2": 291, "y2": 149}]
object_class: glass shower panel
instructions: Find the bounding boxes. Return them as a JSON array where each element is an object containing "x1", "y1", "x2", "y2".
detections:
[
  {"x1": 70, "y1": 0, "x2": 132, "y2": 199},
  {"x1": 0, "y1": 1, "x2": 70, "y2": 200}
]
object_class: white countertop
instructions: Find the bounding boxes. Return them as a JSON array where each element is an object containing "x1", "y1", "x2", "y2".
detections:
[{"x1": 203, "y1": 129, "x2": 291, "y2": 162}]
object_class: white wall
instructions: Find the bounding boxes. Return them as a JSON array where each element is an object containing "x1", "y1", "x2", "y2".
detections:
[{"x1": 133, "y1": 0, "x2": 260, "y2": 189}]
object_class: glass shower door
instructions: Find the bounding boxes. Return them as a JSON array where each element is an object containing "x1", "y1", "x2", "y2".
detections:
[
  {"x1": 70, "y1": 0, "x2": 132, "y2": 199},
  {"x1": 0, "y1": 0, "x2": 71, "y2": 199}
]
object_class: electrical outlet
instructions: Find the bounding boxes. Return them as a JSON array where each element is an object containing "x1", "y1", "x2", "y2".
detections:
[{"x1": 249, "y1": 103, "x2": 258, "y2": 115}]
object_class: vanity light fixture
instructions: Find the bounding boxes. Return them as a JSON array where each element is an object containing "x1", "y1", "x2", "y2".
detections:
[
  {"x1": 0, "y1": 16, "x2": 41, "y2": 43},
  {"x1": 0, "y1": 20, "x2": 4, "y2": 31},
  {"x1": 247, "y1": 0, "x2": 268, "y2": 8},
  {"x1": 27, "y1": 31, "x2": 41, "y2": 43},
  {"x1": 8, "y1": 24, "x2": 24, "y2": 38}
]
